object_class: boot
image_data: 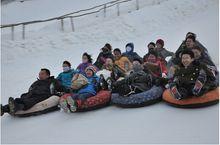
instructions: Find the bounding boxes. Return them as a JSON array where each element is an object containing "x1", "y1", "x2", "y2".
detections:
[
  {"x1": 1, "y1": 104, "x2": 4, "y2": 116},
  {"x1": 66, "y1": 96, "x2": 77, "y2": 113},
  {"x1": 8, "y1": 97, "x2": 16, "y2": 115}
]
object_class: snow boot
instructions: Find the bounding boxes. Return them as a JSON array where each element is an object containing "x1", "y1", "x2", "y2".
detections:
[
  {"x1": 59, "y1": 98, "x2": 70, "y2": 113},
  {"x1": 8, "y1": 97, "x2": 16, "y2": 115},
  {"x1": 1, "y1": 104, "x2": 4, "y2": 116},
  {"x1": 66, "y1": 96, "x2": 77, "y2": 113}
]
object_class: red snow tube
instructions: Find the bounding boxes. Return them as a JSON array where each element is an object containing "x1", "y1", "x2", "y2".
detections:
[
  {"x1": 60, "y1": 90, "x2": 111, "y2": 112},
  {"x1": 162, "y1": 87, "x2": 219, "y2": 108}
]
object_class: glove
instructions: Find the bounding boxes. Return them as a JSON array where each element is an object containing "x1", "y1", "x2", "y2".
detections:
[
  {"x1": 192, "y1": 80, "x2": 204, "y2": 96},
  {"x1": 169, "y1": 83, "x2": 182, "y2": 100},
  {"x1": 162, "y1": 73, "x2": 167, "y2": 78}
]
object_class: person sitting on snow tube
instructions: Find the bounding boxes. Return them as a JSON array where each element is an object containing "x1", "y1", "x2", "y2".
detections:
[
  {"x1": 170, "y1": 33, "x2": 216, "y2": 68},
  {"x1": 143, "y1": 49, "x2": 167, "y2": 78},
  {"x1": 168, "y1": 49, "x2": 217, "y2": 100},
  {"x1": 122, "y1": 42, "x2": 142, "y2": 63},
  {"x1": 155, "y1": 39, "x2": 174, "y2": 62},
  {"x1": 113, "y1": 48, "x2": 133, "y2": 74},
  {"x1": 59, "y1": 65, "x2": 100, "y2": 113},
  {"x1": 191, "y1": 46, "x2": 218, "y2": 82},
  {"x1": 96, "y1": 57, "x2": 126, "y2": 90},
  {"x1": 1, "y1": 68, "x2": 65, "y2": 116},
  {"x1": 77, "y1": 52, "x2": 97, "y2": 76},
  {"x1": 57, "y1": 61, "x2": 79, "y2": 93},
  {"x1": 111, "y1": 58, "x2": 156, "y2": 97},
  {"x1": 94, "y1": 43, "x2": 114, "y2": 70}
]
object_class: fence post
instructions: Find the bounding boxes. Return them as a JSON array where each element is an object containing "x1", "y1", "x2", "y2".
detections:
[
  {"x1": 70, "y1": 17, "x2": 75, "y2": 32},
  {"x1": 22, "y1": 24, "x2": 25, "y2": 40},
  {"x1": 117, "y1": 3, "x2": 120, "y2": 16},
  {"x1": 60, "y1": 18, "x2": 64, "y2": 31},
  {"x1": 136, "y1": 0, "x2": 139, "y2": 10},
  {"x1": 11, "y1": 26, "x2": 14, "y2": 40},
  {"x1": 103, "y1": 4, "x2": 106, "y2": 18}
]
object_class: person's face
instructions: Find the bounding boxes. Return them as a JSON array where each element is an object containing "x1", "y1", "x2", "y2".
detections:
[
  {"x1": 186, "y1": 38, "x2": 195, "y2": 48},
  {"x1": 62, "y1": 63, "x2": 70, "y2": 72},
  {"x1": 156, "y1": 43, "x2": 162, "y2": 49},
  {"x1": 82, "y1": 55, "x2": 88, "y2": 63},
  {"x1": 133, "y1": 60, "x2": 141, "y2": 66},
  {"x1": 113, "y1": 51, "x2": 121, "y2": 60},
  {"x1": 39, "y1": 70, "x2": 49, "y2": 80},
  {"x1": 147, "y1": 54, "x2": 157, "y2": 63},
  {"x1": 181, "y1": 54, "x2": 194, "y2": 67},
  {"x1": 105, "y1": 58, "x2": 113, "y2": 66},
  {"x1": 148, "y1": 44, "x2": 155, "y2": 50},
  {"x1": 86, "y1": 69, "x2": 93, "y2": 77},
  {"x1": 192, "y1": 49, "x2": 201, "y2": 59}
]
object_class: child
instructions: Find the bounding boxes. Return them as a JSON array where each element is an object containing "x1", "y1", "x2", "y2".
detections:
[
  {"x1": 169, "y1": 49, "x2": 217, "y2": 100},
  {"x1": 56, "y1": 61, "x2": 79, "y2": 92},
  {"x1": 60, "y1": 65, "x2": 99, "y2": 112}
]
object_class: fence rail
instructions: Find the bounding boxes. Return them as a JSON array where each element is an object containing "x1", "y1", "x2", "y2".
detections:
[{"x1": 1, "y1": 0, "x2": 140, "y2": 40}]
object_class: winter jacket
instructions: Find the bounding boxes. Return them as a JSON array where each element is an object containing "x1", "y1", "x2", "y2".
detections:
[
  {"x1": 94, "y1": 51, "x2": 114, "y2": 69},
  {"x1": 114, "y1": 56, "x2": 132, "y2": 72},
  {"x1": 21, "y1": 76, "x2": 65, "y2": 100},
  {"x1": 155, "y1": 47, "x2": 174, "y2": 60},
  {"x1": 122, "y1": 43, "x2": 142, "y2": 62},
  {"x1": 112, "y1": 70, "x2": 153, "y2": 96},
  {"x1": 56, "y1": 69, "x2": 79, "y2": 89},
  {"x1": 77, "y1": 74, "x2": 99, "y2": 95},
  {"x1": 171, "y1": 61, "x2": 217, "y2": 96}
]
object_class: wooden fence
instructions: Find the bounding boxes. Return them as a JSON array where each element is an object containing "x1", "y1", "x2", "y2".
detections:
[{"x1": 1, "y1": 0, "x2": 140, "y2": 40}]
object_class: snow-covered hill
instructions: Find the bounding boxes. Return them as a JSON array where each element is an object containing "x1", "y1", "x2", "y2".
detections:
[{"x1": 1, "y1": 0, "x2": 219, "y2": 144}]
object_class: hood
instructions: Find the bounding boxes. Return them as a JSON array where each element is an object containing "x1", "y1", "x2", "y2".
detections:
[{"x1": 125, "y1": 43, "x2": 134, "y2": 53}]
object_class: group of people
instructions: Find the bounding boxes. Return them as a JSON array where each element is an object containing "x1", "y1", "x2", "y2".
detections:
[{"x1": 1, "y1": 32, "x2": 218, "y2": 115}]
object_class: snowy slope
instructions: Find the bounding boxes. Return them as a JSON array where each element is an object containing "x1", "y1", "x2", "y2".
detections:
[{"x1": 1, "y1": 0, "x2": 219, "y2": 144}]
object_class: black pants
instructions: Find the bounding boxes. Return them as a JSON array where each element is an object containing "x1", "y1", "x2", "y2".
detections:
[{"x1": 14, "y1": 94, "x2": 51, "y2": 110}]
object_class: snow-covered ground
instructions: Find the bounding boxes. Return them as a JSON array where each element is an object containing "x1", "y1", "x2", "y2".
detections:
[{"x1": 1, "y1": 0, "x2": 219, "y2": 144}]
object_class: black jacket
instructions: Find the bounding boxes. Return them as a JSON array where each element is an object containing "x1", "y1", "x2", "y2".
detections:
[{"x1": 21, "y1": 76, "x2": 65, "y2": 99}]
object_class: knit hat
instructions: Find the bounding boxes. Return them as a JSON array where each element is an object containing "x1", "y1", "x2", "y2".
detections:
[
  {"x1": 85, "y1": 65, "x2": 97, "y2": 74},
  {"x1": 156, "y1": 39, "x2": 164, "y2": 47}
]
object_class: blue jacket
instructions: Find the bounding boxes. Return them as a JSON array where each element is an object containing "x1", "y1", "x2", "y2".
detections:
[
  {"x1": 56, "y1": 69, "x2": 79, "y2": 88},
  {"x1": 77, "y1": 74, "x2": 99, "y2": 95}
]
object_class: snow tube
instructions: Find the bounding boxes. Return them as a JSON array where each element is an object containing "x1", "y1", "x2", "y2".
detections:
[
  {"x1": 162, "y1": 87, "x2": 219, "y2": 108},
  {"x1": 111, "y1": 86, "x2": 163, "y2": 108},
  {"x1": 14, "y1": 95, "x2": 60, "y2": 117},
  {"x1": 60, "y1": 90, "x2": 111, "y2": 112}
]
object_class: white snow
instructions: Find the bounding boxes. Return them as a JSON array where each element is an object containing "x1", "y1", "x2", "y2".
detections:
[{"x1": 1, "y1": 0, "x2": 219, "y2": 144}]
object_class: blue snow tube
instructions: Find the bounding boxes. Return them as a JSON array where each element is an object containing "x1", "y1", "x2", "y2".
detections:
[{"x1": 111, "y1": 86, "x2": 163, "y2": 108}]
